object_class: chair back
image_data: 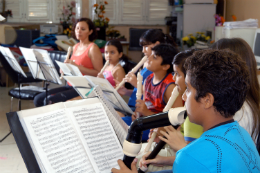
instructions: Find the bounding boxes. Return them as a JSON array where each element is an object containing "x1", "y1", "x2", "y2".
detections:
[
  {"x1": 119, "y1": 59, "x2": 137, "y2": 89},
  {"x1": 48, "y1": 50, "x2": 67, "y2": 75}
]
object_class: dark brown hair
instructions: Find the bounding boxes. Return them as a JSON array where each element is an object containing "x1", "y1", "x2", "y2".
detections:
[
  {"x1": 184, "y1": 49, "x2": 249, "y2": 118},
  {"x1": 172, "y1": 49, "x2": 196, "y2": 77},
  {"x1": 211, "y1": 38, "x2": 260, "y2": 146},
  {"x1": 105, "y1": 39, "x2": 129, "y2": 62},
  {"x1": 139, "y1": 29, "x2": 178, "y2": 48},
  {"x1": 151, "y1": 43, "x2": 179, "y2": 74},
  {"x1": 73, "y1": 18, "x2": 97, "y2": 41}
]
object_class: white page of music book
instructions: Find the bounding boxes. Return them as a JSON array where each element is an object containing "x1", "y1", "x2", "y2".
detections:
[
  {"x1": 0, "y1": 46, "x2": 27, "y2": 77},
  {"x1": 63, "y1": 76, "x2": 92, "y2": 97},
  {"x1": 84, "y1": 75, "x2": 134, "y2": 115},
  {"x1": 18, "y1": 98, "x2": 123, "y2": 173},
  {"x1": 64, "y1": 99, "x2": 123, "y2": 172},
  {"x1": 19, "y1": 47, "x2": 45, "y2": 80},
  {"x1": 33, "y1": 49, "x2": 62, "y2": 85},
  {"x1": 56, "y1": 60, "x2": 83, "y2": 77},
  {"x1": 64, "y1": 75, "x2": 133, "y2": 115}
]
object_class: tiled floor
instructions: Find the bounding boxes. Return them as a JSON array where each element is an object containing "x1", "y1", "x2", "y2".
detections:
[{"x1": 0, "y1": 86, "x2": 34, "y2": 173}]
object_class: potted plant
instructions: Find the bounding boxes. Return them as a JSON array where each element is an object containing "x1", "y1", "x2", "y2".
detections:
[
  {"x1": 60, "y1": 1, "x2": 76, "y2": 37},
  {"x1": 93, "y1": 1, "x2": 109, "y2": 40}
]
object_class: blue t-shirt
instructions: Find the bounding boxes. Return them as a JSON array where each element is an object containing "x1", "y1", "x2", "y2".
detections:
[
  {"x1": 128, "y1": 67, "x2": 152, "y2": 107},
  {"x1": 173, "y1": 121, "x2": 260, "y2": 173}
]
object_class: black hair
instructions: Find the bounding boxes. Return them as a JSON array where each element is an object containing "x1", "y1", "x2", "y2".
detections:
[
  {"x1": 151, "y1": 43, "x2": 179, "y2": 74},
  {"x1": 184, "y1": 49, "x2": 250, "y2": 118},
  {"x1": 211, "y1": 38, "x2": 260, "y2": 149},
  {"x1": 172, "y1": 49, "x2": 196, "y2": 77},
  {"x1": 139, "y1": 29, "x2": 178, "y2": 48},
  {"x1": 105, "y1": 39, "x2": 129, "y2": 62},
  {"x1": 73, "y1": 18, "x2": 97, "y2": 41}
]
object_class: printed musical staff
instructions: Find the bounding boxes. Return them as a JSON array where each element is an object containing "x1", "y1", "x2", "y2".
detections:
[
  {"x1": 24, "y1": 109, "x2": 95, "y2": 173},
  {"x1": 71, "y1": 103, "x2": 124, "y2": 173}
]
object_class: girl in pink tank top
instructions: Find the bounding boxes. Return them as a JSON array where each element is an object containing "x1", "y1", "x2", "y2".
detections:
[{"x1": 97, "y1": 40, "x2": 127, "y2": 87}]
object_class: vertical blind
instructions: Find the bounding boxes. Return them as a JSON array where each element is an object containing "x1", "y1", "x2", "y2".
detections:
[
  {"x1": 121, "y1": 0, "x2": 144, "y2": 21},
  {"x1": 104, "y1": 0, "x2": 116, "y2": 22},
  {"x1": 2, "y1": 0, "x2": 21, "y2": 18},
  {"x1": 27, "y1": 0, "x2": 49, "y2": 18},
  {"x1": 148, "y1": 0, "x2": 170, "y2": 21}
]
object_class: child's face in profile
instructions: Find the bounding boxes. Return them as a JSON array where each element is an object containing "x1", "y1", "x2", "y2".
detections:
[
  {"x1": 104, "y1": 45, "x2": 122, "y2": 65},
  {"x1": 173, "y1": 65, "x2": 186, "y2": 95},
  {"x1": 142, "y1": 43, "x2": 156, "y2": 57},
  {"x1": 182, "y1": 73, "x2": 203, "y2": 125},
  {"x1": 146, "y1": 51, "x2": 163, "y2": 72}
]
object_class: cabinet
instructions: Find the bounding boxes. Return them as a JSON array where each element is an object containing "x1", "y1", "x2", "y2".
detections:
[{"x1": 183, "y1": 4, "x2": 216, "y2": 37}]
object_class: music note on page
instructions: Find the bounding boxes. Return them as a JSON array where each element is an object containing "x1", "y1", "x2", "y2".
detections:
[
  {"x1": 69, "y1": 103, "x2": 124, "y2": 173},
  {"x1": 23, "y1": 109, "x2": 95, "y2": 173}
]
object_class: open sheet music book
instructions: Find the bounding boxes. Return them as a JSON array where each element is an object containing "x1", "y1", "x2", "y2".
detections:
[
  {"x1": 0, "y1": 46, "x2": 27, "y2": 77},
  {"x1": 64, "y1": 75, "x2": 134, "y2": 116},
  {"x1": 19, "y1": 47, "x2": 62, "y2": 85},
  {"x1": 55, "y1": 60, "x2": 83, "y2": 77},
  {"x1": 17, "y1": 97, "x2": 127, "y2": 173}
]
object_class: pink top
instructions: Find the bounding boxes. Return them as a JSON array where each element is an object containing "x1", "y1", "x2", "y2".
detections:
[
  {"x1": 70, "y1": 43, "x2": 94, "y2": 71},
  {"x1": 67, "y1": 43, "x2": 94, "y2": 86},
  {"x1": 103, "y1": 70, "x2": 116, "y2": 87}
]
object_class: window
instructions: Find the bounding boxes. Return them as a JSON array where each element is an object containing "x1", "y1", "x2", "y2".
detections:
[
  {"x1": 4, "y1": 0, "x2": 81, "y2": 23},
  {"x1": 27, "y1": 0, "x2": 50, "y2": 21},
  {"x1": 118, "y1": 0, "x2": 145, "y2": 24},
  {"x1": 147, "y1": 0, "x2": 171, "y2": 24},
  {"x1": 2, "y1": 0, "x2": 23, "y2": 22},
  {"x1": 89, "y1": 0, "x2": 170, "y2": 25}
]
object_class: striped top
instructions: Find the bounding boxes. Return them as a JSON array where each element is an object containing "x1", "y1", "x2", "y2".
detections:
[{"x1": 144, "y1": 73, "x2": 175, "y2": 113}]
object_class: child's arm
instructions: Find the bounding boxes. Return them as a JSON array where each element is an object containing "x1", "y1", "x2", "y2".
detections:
[
  {"x1": 113, "y1": 66, "x2": 126, "y2": 84},
  {"x1": 97, "y1": 72, "x2": 105, "y2": 78},
  {"x1": 124, "y1": 72, "x2": 137, "y2": 88},
  {"x1": 164, "y1": 83, "x2": 183, "y2": 108},
  {"x1": 135, "y1": 81, "x2": 154, "y2": 117},
  {"x1": 140, "y1": 153, "x2": 175, "y2": 168},
  {"x1": 114, "y1": 78, "x2": 134, "y2": 96}
]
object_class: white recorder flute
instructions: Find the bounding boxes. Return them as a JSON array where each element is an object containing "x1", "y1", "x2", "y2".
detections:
[
  {"x1": 144, "y1": 86, "x2": 179, "y2": 153},
  {"x1": 60, "y1": 46, "x2": 72, "y2": 79},
  {"x1": 100, "y1": 60, "x2": 110, "y2": 74},
  {"x1": 115, "y1": 56, "x2": 148, "y2": 90},
  {"x1": 135, "y1": 72, "x2": 143, "y2": 118}
]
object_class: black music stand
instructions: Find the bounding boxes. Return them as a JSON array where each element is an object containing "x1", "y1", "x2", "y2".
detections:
[
  {"x1": 20, "y1": 47, "x2": 62, "y2": 104},
  {"x1": 0, "y1": 46, "x2": 29, "y2": 142}
]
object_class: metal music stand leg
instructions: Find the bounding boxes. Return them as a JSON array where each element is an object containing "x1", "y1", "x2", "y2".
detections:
[
  {"x1": 0, "y1": 73, "x2": 22, "y2": 143},
  {"x1": 0, "y1": 131, "x2": 12, "y2": 143},
  {"x1": 45, "y1": 82, "x2": 49, "y2": 105},
  {"x1": 0, "y1": 96, "x2": 16, "y2": 143},
  {"x1": 18, "y1": 73, "x2": 21, "y2": 111},
  {"x1": 0, "y1": 97, "x2": 13, "y2": 142}
]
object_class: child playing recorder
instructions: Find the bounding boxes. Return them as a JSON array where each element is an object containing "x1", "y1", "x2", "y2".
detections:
[
  {"x1": 123, "y1": 44, "x2": 183, "y2": 141},
  {"x1": 112, "y1": 49, "x2": 260, "y2": 173}
]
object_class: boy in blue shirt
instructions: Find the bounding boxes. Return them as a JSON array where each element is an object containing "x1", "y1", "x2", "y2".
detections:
[{"x1": 112, "y1": 49, "x2": 260, "y2": 173}]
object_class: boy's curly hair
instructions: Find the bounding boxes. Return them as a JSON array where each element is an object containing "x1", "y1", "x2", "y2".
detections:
[
  {"x1": 151, "y1": 43, "x2": 179, "y2": 74},
  {"x1": 184, "y1": 49, "x2": 250, "y2": 118}
]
